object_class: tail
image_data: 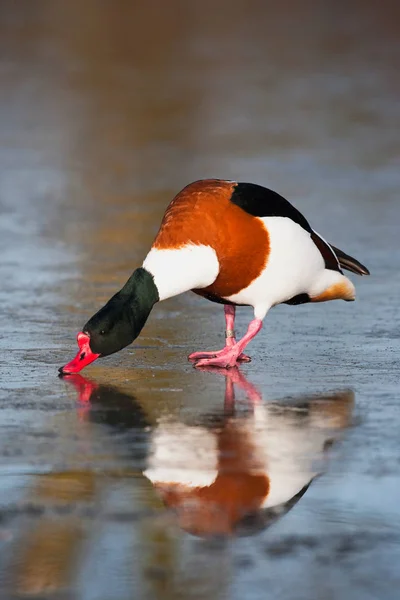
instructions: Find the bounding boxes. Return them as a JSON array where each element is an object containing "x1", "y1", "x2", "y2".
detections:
[
  {"x1": 330, "y1": 245, "x2": 370, "y2": 276},
  {"x1": 309, "y1": 270, "x2": 356, "y2": 303}
]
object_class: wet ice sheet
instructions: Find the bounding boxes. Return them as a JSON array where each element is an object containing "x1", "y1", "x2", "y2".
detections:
[
  {"x1": 0, "y1": 373, "x2": 399, "y2": 600},
  {"x1": 1, "y1": 1, "x2": 400, "y2": 599}
]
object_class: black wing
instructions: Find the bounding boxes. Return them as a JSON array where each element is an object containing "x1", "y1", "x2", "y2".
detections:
[
  {"x1": 329, "y1": 244, "x2": 370, "y2": 276},
  {"x1": 313, "y1": 232, "x2": 370, "y2": 276},
  {"x1": 231, "y1": 183, "x2": 313, "y2": 232},
  {"x1": 231, "y1": 183, "x2": 369, "y2": 276},
  {"x1": 311, "y1": 231, "x2": 342, "y2": 273}
]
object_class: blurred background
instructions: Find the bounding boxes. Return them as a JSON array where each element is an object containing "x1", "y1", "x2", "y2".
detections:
[{"x1": 0, "y1": 1, "x2": 399, "y2": 599}]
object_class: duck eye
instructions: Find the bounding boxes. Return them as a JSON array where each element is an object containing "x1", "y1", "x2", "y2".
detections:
[{"x1": 100, "y1": 330, "x2": 105, "y2": 335}]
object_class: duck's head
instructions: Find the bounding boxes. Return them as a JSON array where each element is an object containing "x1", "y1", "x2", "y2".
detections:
[
  {"x1": 58, "y1": 300, "x2": 136, "y2": 374},
  {"x1": 59, "y1": 268, "x2": 159, "y2": 375}
]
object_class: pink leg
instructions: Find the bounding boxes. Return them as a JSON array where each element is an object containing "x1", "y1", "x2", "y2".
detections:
[
  {"x1": 224, "y1": 306, "x2": 251, "y2": 362},
  {"x1": 188, "y1": 305, "x2": 251, "y2": 363},
  {"x1": 193, "y1": 318, "x2": 263, "y2": 369}
]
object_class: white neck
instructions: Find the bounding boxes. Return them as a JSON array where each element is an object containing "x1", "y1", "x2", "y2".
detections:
[{"x1": 143, "y1": 244, "x2": 219, "y2": 301}]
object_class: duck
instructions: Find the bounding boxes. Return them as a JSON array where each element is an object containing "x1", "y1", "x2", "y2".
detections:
[{"x1": 59, "y1": 179, "x2": 369, "y2": 374}]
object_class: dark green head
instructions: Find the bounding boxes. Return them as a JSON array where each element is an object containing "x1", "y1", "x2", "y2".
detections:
[{"x1": 59, "y1": 268, "x2": 159, "y2": 374}]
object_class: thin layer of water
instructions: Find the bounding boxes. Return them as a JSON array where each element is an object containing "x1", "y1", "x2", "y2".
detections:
[{"x1": 0, "y1": 2, "x2": 399, "y2": 599}]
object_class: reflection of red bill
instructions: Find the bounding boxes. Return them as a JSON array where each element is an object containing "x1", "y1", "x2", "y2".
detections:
[
  {"x1": 59, "y1": 332, "x2": 100, "y2": 375},
  {"x1": 59, "y1": 373, "x2": 99, "y2": 404}
]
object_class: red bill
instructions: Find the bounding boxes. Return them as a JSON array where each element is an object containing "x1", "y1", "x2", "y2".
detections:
[{"x1": 59, "y1": 332, "x2": 100, "y2": 375}]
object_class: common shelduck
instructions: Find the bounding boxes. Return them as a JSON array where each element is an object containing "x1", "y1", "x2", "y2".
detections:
[{"x1": 60, "y1": 179, "x2": 369, "y2": 374}]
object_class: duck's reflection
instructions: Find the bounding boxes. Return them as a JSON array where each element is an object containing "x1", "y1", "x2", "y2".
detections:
[
  {"x1": 10, "y1": 371, "x2": 353, "y2": 596},
  {"x1": 65, "y1": 368, "x2": 354, "y2": 538}
]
